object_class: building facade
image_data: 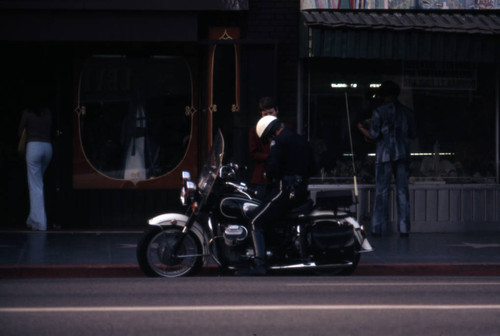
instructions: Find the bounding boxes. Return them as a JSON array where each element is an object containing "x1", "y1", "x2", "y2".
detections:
[
  {"x1": 299, "y1": 1, "x2": 500, "y2": 232},
  {"x1": 1, "y1": 0, "x2": 301, "y2": 229},
  {"x1": 1, "y1": 0, "x2": 499, "y2": 231}
]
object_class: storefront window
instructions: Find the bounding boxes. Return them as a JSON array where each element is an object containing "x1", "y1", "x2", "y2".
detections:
[
  {"x1": 78, "y1": 55, "x2": 192, "y2": 183},
  {"x1": 304, "y1": 59, "x2": 497, "y2": 184}
]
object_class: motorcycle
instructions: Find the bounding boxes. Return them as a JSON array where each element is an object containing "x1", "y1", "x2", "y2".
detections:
[{"x1": 137, "y1": 130, "x2": 373, "y2": 277}]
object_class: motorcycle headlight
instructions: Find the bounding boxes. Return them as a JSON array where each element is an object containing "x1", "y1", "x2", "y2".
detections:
[
  {"x1": 180, "y1": 181, "x2": 197, "y2": 206},
  {"x1": 180, "y1": 187, "x2": 187, "y2": 206}
]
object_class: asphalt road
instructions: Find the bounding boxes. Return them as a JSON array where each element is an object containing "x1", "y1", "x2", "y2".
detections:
[{"x1": 1, "y1": 276, "x2": 500, "y2": 335}]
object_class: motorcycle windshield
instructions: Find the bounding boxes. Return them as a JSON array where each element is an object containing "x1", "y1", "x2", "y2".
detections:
[{"x1": 197, "y1": 130, "x2": 224, "y2": 204}]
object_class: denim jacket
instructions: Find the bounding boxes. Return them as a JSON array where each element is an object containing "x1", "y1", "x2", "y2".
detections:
[{"x1": 368, "y1": 99, "x2": 417, "y2": 164}]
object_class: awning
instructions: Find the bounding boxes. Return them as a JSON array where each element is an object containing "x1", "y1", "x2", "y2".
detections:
[{"x1": 302, "y1": 10, "x2": 500, "y2": 62}]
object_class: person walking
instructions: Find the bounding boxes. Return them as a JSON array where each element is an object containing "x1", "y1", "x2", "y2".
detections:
[
  {"x1": 357, "y1": 80, "x2": 417, "y2": 237},
  {"x1": 18, "y1": 105, "x2": 53, "y2": 231}
]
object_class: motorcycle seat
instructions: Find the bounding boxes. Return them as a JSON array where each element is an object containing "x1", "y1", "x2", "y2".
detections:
[{"x1": 287, "y1": 199, "x2": 314, "y2": 219}]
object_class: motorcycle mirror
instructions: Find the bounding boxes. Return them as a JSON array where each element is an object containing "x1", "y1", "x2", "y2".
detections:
[{"x1": 182, "y1": 171, "x2": 191, "y2": 182}]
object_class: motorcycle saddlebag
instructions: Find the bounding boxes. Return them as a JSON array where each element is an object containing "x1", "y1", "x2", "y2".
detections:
[{"x1": 309, "y1": 219, "x2": 355, "y2": 250}]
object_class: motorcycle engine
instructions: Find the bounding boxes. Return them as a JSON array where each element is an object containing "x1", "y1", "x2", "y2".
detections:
[
  {"x1": 223, "y1": 225, "x2": 248, "y2": 247},
  {"x1": 217, "y1": 224, "x2": 254, "y2": 267}
]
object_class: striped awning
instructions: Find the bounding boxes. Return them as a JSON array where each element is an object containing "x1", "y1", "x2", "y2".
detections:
[
  {"x1": 302, "y1": 11, "x2": 500, "y2": 62},
  {"x1": 303, "y1": 11, "x2": 500, "y2": 34}
]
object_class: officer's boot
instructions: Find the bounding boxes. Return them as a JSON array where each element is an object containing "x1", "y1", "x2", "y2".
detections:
[
  {"x1": 236, "y1": 230, "x2": 267, "y2": 276},
  {"x1": 251, "y1": 230, "x2": 267, "y2": 275}
]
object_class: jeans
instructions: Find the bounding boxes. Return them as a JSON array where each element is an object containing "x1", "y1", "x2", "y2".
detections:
[
  {"x1": 26, "y1": 141, "x2": 53, "y2": 230},
  {"x1": 371, "y1": 160, "x2": 410, "y2": 235}
]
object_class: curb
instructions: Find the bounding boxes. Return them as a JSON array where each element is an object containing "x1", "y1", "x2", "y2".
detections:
[
  {"x1": 0, "y1": 265, "x2": 144, "y2": 279},
  {"x1": 353, "y1": 263, "x2": 500, "y2": 276},
  {"x1": 2, "y1": 263, "x2": 500, "y2": 278}
]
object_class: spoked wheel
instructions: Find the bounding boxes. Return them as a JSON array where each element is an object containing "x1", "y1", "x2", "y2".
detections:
[
  {"x1": 137, "y1": 226, "x2": 203, "y2": 278},
  {"x1": 313, "y1": 244, "x2": 361, "y2": 276}
]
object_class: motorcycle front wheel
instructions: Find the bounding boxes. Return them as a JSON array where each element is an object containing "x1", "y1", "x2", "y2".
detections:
[{"x1": 137, "y1": 226, "x2": 203, "y2": 278}]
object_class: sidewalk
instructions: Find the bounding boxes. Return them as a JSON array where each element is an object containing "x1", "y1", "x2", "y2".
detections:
[{"x1": 1, "y1": 231, "x2": 500, "y2": 278}]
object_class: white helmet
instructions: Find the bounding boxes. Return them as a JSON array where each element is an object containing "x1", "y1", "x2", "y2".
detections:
[{"x1": 256, "y1": 115, "x2": 280, "y2": 139}]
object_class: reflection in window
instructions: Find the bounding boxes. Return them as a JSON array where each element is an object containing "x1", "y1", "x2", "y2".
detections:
[{"x1": 79, "y1": 55, "x2": 192, "y2": 182}]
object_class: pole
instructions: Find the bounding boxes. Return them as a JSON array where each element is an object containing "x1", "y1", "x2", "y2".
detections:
[
  {"x1": 344, "y1": 92, "x2": 359, "y2": 202},
  {"x1": 496, "y1": 64, "x2": 499, "y2": 184}
]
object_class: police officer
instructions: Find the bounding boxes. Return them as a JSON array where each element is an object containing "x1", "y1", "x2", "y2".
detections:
[{"x1": 237, "y1": 115, "x2": 315, "y2": 276}]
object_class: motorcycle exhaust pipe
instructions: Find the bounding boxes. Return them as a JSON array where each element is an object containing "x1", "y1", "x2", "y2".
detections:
[{"x1": 269, "y1": 261, "x2": 353, "y2": 271}]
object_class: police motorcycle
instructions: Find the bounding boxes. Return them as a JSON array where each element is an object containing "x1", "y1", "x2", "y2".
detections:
[{"x1": 136, "y1": 130, "x2": 373, "y2": 277}]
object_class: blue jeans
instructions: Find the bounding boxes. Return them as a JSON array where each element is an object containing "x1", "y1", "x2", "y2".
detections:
[
  {"x1": 371, "y1": 160, "x2": 410, "y2": 235},
  {"x1": 25, "y1": 141, "x2": 53, "y2": 230}
]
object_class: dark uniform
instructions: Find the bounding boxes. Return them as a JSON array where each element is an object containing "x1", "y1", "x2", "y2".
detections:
[{"x1": 250, "y1": 127, "x2": 315, "y2": 263}]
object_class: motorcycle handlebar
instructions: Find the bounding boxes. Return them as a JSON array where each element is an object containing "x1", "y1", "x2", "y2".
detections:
[{"x1": 225, "y1": 181, "x2": 247, "y2": 191}]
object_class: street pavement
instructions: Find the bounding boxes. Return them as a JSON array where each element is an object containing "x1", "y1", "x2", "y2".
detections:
[{"x1": 1, "y1": 230, "x2": 500, "y2": 278}]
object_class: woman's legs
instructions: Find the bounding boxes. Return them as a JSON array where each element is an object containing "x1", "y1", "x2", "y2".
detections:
[{"x1": 25, "y1": 142, "x2": 52, "y2": 230}]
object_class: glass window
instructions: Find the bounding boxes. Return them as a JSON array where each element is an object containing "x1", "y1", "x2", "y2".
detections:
[
  {"x1": 78, "y1": 55, "x2": 192, "y2": 183},
  {"x1": 304, "y1": 59, "x2": 497, "y2": 184}
]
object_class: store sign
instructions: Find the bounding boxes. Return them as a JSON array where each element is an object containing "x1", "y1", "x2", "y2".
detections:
[{"x1": 402, "y1": 62, "x2": 477, "y2": 90}]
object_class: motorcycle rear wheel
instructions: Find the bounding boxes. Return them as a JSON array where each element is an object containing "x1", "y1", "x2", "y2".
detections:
[{"x1": 137, "y1": 226, "x2": 203, "y2": 278}]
